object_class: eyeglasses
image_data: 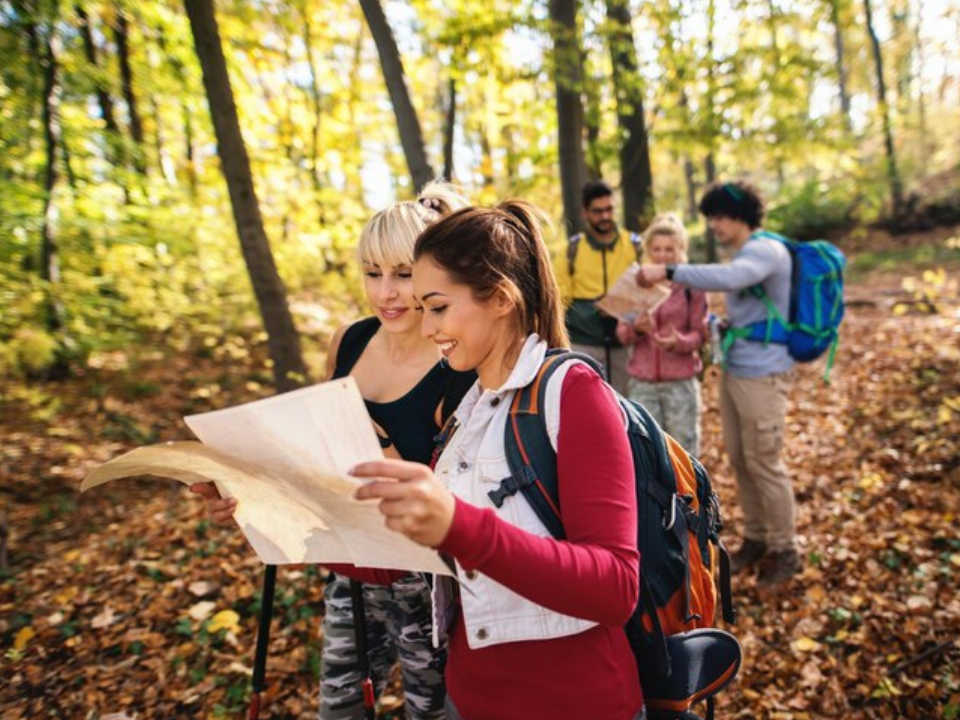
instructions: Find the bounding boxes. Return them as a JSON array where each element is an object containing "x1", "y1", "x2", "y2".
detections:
[{"x1": 587, "y1": 204, "x2": 614, "y2": 216}]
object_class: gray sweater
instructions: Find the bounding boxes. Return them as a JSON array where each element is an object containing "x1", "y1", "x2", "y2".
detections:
[{"x1": 674, "y1": 235, "x2": 794, "y2": 378}]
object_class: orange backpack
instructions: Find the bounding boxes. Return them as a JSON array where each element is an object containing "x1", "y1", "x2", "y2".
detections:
[{"x1": 483, "y1": 351, "x2": 740, "y2": 719}]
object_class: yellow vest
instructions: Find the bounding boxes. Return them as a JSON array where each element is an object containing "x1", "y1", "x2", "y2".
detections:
[{"x1": 554, "y1": 229, "x2": 640, "y2": 346}]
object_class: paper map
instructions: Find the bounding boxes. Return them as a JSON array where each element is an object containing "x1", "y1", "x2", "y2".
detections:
[{"x1": 81, "y1": 377, "x2": 452, "y2": 575}]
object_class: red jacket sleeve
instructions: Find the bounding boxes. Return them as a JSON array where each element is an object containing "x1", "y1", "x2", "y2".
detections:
[
  {"x1": 438, "y1": 363, "x2": 639, "y2": 626},
  {"x1": 322, "y1": 564, "x2": 405, "y2": 585}
]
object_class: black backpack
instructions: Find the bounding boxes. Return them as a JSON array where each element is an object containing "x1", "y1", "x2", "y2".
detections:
[{"x1": 444, "y1": 350, "x2": 741, "y2": 720}]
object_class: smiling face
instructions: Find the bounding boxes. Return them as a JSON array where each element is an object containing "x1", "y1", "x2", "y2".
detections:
[
  {"x1": 362, "y1": 262, "x2": 419, "y2": 334},
  {"x1": 413, "y1": 256, "x2": 517, "y2": 389},
  {"x1": 647, "y1": 233, "x2": 681, "y2": 265}
]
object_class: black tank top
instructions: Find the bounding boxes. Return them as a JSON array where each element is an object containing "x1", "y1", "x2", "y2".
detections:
[{"x1": 332, "y1": 317, "x2": 475, "y2": 465}]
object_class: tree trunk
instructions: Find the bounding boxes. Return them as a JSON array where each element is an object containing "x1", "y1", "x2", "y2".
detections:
[
  {"x1": 915, "y1": 0, "x2": 928, "y2": 153},
  {"x1": 358, "y1": 0, "x2": 434, "y2": 191},
  {"x1": 704, "y1": 153, "x2": 718, "y2": 262},
  {"x1": 479, "y1": 123, "x2": 494, "y2": 190},
  {"x1": 605, "y1": 0, "x2": 654, "y2": 232},
  {"x1": 683, "y1": 155, "x2": 698, "y2": 223},
  {"x1": 703, "y1": 0, "x2": 719, "y2": 262},
  {"x1": 550, "y1": 0, "x2": 587, "y2": 235},
  {"x1": 864, "y1": 0, "x2": 905, "y2": 217},
  {"x1": 583, "y1": 74, "x2": 603, "y2": 181},
  {"x1": 37, "y1": 2, "x2": 66, "y2": 339},
  {"x1": 150, "y1": 93, "x2": 177, "y2": 185},
  {"x1": 442, "y1": 76, "x2": 456, "y2": 181},
  {"x1": 75, "y1": 4, "x2": 120, "y2": 136},
  {"x1": 184, "y1": 0, "x2": 308, "y2": 393},
  {"x1": 828, "y1": 0, "x2": 852, "y2": 132},
  {"x1": 182, "y1": 99, "x2": 198, "y2": 198},
  {"x1": 299, "y1": 0, "x2": 326, "y2": 220},
  {"x1": 114, "y1": 5, "x2": 146, "y2": 175}
]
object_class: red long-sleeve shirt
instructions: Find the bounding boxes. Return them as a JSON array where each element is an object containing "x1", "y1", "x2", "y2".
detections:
[{"x1": 330, "y1": 364, "x2": 642, "y2": 720}]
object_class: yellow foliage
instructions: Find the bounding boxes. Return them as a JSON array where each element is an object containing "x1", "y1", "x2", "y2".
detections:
[
  {"x1": 793, "y1": 636, "x2": 820, "y2": 652},
  {"x1": 13, "y1": 626, "x2": 35, "y2": 652},
  {"x1": 208, "y1": 610, "x2": 241, "y2": 635},
  {"x1": 9, "y1": 328, "x2": 57, "y2": 375}
]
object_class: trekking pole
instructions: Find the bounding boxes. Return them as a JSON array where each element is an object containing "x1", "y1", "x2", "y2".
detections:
[
  {"x1": 248, "y1": 564, "x2": 277, "y2": 720},
  {"x1": 349, "y1": 579, "x2": 377, "y2": 720},
  {"x1": 603, "y1": 341, "x2": 613, "y2": 385}
]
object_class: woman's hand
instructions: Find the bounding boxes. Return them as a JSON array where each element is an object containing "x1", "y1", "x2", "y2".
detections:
[
  {"x1": 189, "y1": 482, "x2": 239, "y2": 525},
  {"x1": 351, "y1": 459, "x2": 456, "y2": 547},
  {"x1": 633, "y1": 311, "x2": 654, "y2": 334},
  {"x1": 635, "y1": 264, "x2": 666, "y2": 287},
  {"x1": 651, "y1": 329, "x2": 680, "y2": 351}
]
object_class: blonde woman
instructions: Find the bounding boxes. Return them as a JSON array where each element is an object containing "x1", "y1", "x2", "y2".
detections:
[
  {"x1": 194, "y1": 182, "x2": 474, "y2": 720},
  {"x1": 343, "y1": 201, "x2": 644, "y2": 720},
  {"x1": 615, "y1": 213, "x2": 708, "y2": 455}
]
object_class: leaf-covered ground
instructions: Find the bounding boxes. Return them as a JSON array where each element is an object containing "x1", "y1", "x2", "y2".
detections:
[{"x1": 2, "y1": 245, "x2": 959, "y2": 720}]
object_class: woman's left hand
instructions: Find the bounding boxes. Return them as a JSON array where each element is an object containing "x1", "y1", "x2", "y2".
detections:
[
  {"x1": 351, "y1": 459, "x2": 456, "y2": 547},
  {"x1": 652, "y1": 329, "x2": 680, "y2": 350}
]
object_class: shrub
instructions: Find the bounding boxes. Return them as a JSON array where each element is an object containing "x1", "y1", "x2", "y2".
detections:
[{"x1": 766, "y1": 180, "x2": 856, "y2": 240}]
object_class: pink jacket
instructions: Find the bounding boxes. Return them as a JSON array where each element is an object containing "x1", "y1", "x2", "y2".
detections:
[{"x1": 616, "y1": 284, "x2": 708, "y2": 382}]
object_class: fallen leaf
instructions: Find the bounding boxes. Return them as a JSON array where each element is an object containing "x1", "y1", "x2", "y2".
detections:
[
  {"x1": 208, "y1": 609, "x2": 240, "y2": 634},
  {"x1": 92, "y1": 606, "x2": 118, "y2": 629},
  {"x1": 13, "y1": 627, "x2": 34, "y2": 652},
  {"x1": 188, "y1": 601, "x2": 216, "y2": 622},
  {"x1": 188, "y1": 580, "x2": 219, "y2": 598}
]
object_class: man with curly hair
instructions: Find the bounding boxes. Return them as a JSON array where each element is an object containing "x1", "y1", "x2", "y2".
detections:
[{"x1": 636, "y1": 180, "x2": 799, "y2": 587}]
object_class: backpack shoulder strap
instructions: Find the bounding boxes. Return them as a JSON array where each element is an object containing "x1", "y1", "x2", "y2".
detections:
[
  {"x1": 489, "y1": 350, "x2": 605, "y2": 539},
  {"x1": 566, "y1": 233, "x2": 583, "y2": 277}
]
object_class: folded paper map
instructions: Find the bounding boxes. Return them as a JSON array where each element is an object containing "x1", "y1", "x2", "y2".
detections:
[
  {"x1": 594, "y1": 262, "x2": 672, "y2": 323},
  {"x1": 81, "y1": 378, "x2": 452, "y2": 575}
]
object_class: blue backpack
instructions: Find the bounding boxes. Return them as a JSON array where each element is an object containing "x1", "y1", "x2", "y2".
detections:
[{"x1": 724, "y1": 230, "x2": 846, "y2": 381}]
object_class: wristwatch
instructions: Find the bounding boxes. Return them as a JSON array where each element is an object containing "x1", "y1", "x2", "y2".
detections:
[{"x1": 665, "y1": 263, "x2": 678, "y2": 281}]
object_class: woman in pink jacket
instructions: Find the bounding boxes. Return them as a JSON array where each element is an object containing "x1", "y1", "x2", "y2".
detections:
[{"x1": 616, "y1": 214, "x2": 708, "y2": 455}]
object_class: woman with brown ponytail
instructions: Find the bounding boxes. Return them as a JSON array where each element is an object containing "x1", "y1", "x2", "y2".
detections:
[{"x1": 340, "y1": 201, "x2": 644, "y2": 720}]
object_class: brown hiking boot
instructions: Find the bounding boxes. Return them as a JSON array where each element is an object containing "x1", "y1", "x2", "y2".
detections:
[
  {"x1": 757, "y1": 549, "x2": 801, "y2": 587},
  {"x1": 729, "y1": 539, "x2": 767, "y2": 574}
]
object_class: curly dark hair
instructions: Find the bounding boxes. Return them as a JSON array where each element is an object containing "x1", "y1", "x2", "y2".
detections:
[
  {"x1": 581, "y1": 179, "x2": 614, "y2": 209},
  {"x1": 697, "y1": 181, "x2": 765, "y2": 229}
]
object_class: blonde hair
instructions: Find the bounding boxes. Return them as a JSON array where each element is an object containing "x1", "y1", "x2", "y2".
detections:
[
  {"x1": 357, "y1": 181, "x2": 469, "y2": 268},
  {"x1": 641, "y1": 212, "x2": 689, "y2": 264}
]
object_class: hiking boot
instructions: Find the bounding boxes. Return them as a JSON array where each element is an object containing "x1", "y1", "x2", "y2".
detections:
[
  {"x1": 729, "y1": 539, "x2": 767, "y2": 574},
  {"x1": 757, "y1": 549, "x2": 801, "y2": 587}
]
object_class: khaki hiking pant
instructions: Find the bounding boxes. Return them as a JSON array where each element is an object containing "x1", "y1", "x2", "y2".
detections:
[{"x1": 720, "y1": 370, "x2": 797, "y2": 553}]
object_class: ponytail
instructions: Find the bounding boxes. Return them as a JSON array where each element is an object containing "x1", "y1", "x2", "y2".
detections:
[
  {"x1": 415, "y1": 200, "x2": 569, "y2": 352},
  {"x1": 495, "y1": 200, "x2": 568, "y2": 349}
]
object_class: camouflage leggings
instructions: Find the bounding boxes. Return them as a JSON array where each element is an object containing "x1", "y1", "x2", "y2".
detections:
[
  {"x1": 627, "y1": 376, "x2": 702, "y2": 457},
  {"x1": 320, "y1": 573, "x2": 446, "y2": 720}
]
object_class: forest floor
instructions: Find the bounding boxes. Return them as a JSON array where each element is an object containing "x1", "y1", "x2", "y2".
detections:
[{"x1": 1, "y1": 226, "x2": 959, "y2": 719}]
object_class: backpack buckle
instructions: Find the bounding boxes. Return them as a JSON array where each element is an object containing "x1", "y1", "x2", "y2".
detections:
[
  {"x1": 488, "y1": 466, "x2": 537, "y2": 508},
  {"x1": 663, "y1": 493, "x2": 678, "y2": 531}
]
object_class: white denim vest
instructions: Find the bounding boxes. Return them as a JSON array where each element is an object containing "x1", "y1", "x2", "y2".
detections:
[{"x1": 430, "y1": 335, "x2": 598, "y2": 650}]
